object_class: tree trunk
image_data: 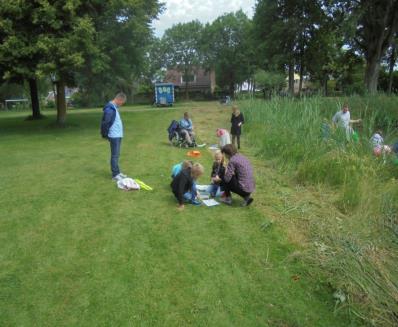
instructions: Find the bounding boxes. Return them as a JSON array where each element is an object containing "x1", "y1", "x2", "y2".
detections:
[
  {"x1": 28, "y1": 78, "x2": 42, "y2": 119},
  {"x1": 298, "y1": 41, "x2": 304, "y2": 96},
  {"x1": 365, "y1": 56, "x2": 381, "y2": 93},
  {"x1": 184, "y1": 80, "x2": 189, "y2": 100},
  {"x1": 52, "y1": 80, "x2": 57, "y2": 103},
  {"x1": 299, "y1": 63, "x2": 304, "y2": 95},
  {"x1": 288, "y1": 62, "x2": 294, "y2": 95},
  {"x1": 361, "y1": 1, "x2": 398, "y2": 93},
  {"x1": 388, "y1": 43, "x2": 396, "y2": 94},
  {"x1": 229, "y1": 82, "x2": 235, "y2": 98},
  {"x1": 323, "y1": 74, "x2": 329, "y2": 96},
  {"x1": 130, "y1": 86, "x2": 134, "y2": 104},
  {"x1": 56, "y1": 80, "x2": 67, "y2": 125}
]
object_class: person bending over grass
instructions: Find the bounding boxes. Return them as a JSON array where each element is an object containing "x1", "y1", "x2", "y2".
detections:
[
  {"x1": 171, "y1": 160, "x2": 197, "y2": 204},
  {"x1": 217, "y1": 144, "x2": 255, "y2": 207},
  {"x1": 216, "y1": 128, "x2": 231, "y2": 147},
  {"x1": 171, "y1": 163, "x2": 204, "y2": 210}
]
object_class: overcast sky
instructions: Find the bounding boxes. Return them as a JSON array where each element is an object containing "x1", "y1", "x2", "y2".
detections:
[{"x1": 152, "y1": 0, "x2": 256, "y2": 37}]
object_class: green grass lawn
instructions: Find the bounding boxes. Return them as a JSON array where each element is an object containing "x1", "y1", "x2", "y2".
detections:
[{"x1": 0, "y1": 103, "x2": 353, "y2": 326}]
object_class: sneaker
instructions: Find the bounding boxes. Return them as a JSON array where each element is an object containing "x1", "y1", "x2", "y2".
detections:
[
  {"x1": 119, "y1": 173, "x2": 127, "y2": 178},
  {"x1": 191, "y1": 199, "x2": 201, "y2": 206},
  {"x1": 241, "y1": 197, "x2": 253, "y2": 207},
  {"x1": 220, "y1": 197, "x2": 232, "y2": 205},
  {"x1": 112, "y1": 174, "x2": 123, "y2": 181}
]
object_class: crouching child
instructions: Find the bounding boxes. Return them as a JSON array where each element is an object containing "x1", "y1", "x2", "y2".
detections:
[
  {"x1": 171, "y1": 163, "x2": 204, "y2": 210},
  {"x1": 209, "y1": 150, "x2": 225, "y2": 197}
]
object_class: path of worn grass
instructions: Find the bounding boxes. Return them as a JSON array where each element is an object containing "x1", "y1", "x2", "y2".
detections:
[{"x1": 0, "y1": 103, "x2": 352, "y2": 326}]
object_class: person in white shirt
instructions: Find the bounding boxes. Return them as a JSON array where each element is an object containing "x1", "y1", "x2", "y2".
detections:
[
  {"x1": 332, "y1": 104, "x2": 361, "y2": 140},
  {"x1": 216, "y1": 128, "x2": 231, "y2": 147}
]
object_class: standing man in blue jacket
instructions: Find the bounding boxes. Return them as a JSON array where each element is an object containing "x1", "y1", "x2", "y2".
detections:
[{"x1": 100, "y1": 92, "x2": 127, "y2": 181}]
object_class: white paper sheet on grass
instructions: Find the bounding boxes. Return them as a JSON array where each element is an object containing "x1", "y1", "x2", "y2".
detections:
[
  {"x1": 196, "y1": 184, "x2": 210, "y2": 191},
  {"x1": 208, "y1": 145, "x2": 219, "y2": 150},
  {"x1": 202, "y1": 199, "x2": 220, "y2": 207}
]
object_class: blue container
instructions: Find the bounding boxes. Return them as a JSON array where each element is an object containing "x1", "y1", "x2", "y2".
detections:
[{"x1": 155, "y1": 83, "x2": 174, "y2": 106}]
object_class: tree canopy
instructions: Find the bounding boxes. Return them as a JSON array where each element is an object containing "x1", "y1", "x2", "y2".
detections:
[
  {"x1": 0, "y1": 0, "x2": 163, "y2": 122},
  {"x1": 160, "y1": 21, "x2": 204, "y2": 99},
  {"x1": 1, "y1": 0, "x2": 398, "y2": 113},
  {"x1": 201, "y1": 11, "x2": 253, "y2": 95}
]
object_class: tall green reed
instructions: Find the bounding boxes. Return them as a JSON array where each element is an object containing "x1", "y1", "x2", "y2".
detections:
[{"x1": 240, "y1": 95, "x2": 398, "y2": 326}]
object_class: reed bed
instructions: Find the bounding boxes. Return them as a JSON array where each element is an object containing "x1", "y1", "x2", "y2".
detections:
[{"x1": 240, "y1": 95, "x2": 398, "y2": 326}]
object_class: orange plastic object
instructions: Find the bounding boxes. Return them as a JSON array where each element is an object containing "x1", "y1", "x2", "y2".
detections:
[{"x1": 187, "y1": 150, "x2": 201, "y2": 157}]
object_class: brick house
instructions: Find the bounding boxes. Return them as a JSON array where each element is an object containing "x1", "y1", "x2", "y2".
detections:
[{"x1": 164, "y1": 68, "x2": 216, "y2": 94}]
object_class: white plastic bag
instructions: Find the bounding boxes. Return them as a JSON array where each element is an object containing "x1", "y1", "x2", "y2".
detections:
[{"x1": 117, "y1": 178, "x2": 140, "y2": 191}]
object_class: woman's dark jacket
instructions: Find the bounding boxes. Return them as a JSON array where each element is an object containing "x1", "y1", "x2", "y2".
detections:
[
  {"x1": 230, "y1": 113, "x2": 245, "y2": 135},
  {"x1": 211, "y1": 163, "x2": 225, "y2": 182}
]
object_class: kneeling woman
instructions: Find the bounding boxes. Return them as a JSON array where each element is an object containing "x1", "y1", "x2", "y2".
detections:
[
  {"x1": 171, "y1": 163, "x2": 204, "y2": 210},
  {"x1": 218, "y1": 144, "x2": 255, "y2": 206}
]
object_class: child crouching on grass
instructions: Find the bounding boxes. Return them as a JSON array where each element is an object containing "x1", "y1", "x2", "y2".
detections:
[
  {"x1": 209, "y1": 150, "x2": 225, "y2": 197},
  {"x1": 171, "y1": 163, "x2": 204, "y2": 210},
  {"x1": 171, "y1": 160, "x2": 193, "y2": 178},
  {"x1": 171, "y1": 160, "x2": 197, "y2": 204}
]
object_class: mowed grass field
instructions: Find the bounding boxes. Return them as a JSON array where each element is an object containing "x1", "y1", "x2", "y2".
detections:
[{"x1": 0, "y1": 102, "x2": 352, "y2": 326}]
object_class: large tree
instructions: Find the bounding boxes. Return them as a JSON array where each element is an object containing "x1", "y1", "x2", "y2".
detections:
[
  {"x1": 357, "y1": 0, "x2": 398, "y2": 93},
  {"x1": 74, "y1": 0, "x2": 163, "y2": 106},
  {"x1": 201, "y1": 11, "x2": 253, "y2": 96},
  {"x1": 0, "y1": 1, "x2": 46, "y2": 119},
  {"x1": 386, "y1": 33, "x2": 398, "y2": 93},
  {"x1": 329, "y1": 0, "x2": 398, "y2": 93},
  {"x1": 38, "y1": 9, "x2": 96, "y2": 124},
  {"x1": 304, "y1": 12, "x2": 344, "y2": 95},
  {"x1": 161, "y1": 21, "x2": 204, "y2": 99},
  {"x1": 253, "y1": 0, "x2": 322, "y2": 95},
  {"x1": 253, "y1": 0, "x2": 294, "y2": 94},
  {"x1": 0, "y1": 0, "x2": 162, "y2": 124}
]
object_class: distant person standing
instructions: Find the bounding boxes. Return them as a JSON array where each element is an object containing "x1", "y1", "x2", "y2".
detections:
[
  {"x1": 230, "y1": 105, "x2": 244, "y2": 149},
  {"x1": 332, "y1": 103, "x2": 361, "y2": 140},
  {"x1": 100, "y1": 92, "x2": 127, "y2": 181}
]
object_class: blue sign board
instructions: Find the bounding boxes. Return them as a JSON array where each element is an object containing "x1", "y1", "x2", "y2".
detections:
[{"x1": 155, "y1": 83, "x2": 174, "y2": 106}]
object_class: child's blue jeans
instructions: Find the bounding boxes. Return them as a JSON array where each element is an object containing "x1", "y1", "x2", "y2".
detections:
[
  {"x1": 183, "y1": 182, "x2": 197, "y2": 202},
  {"x1": 207, "y1": 183, "x2": 222, "y2": 197}
]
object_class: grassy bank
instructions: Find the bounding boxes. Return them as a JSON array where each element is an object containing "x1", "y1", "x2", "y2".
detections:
[
  {"x1": 241, "y1": 95, "x2": 398, "y2": 326},
  {"x1": 0, "y1": 104, "x2": 352, "y2": 326}
]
